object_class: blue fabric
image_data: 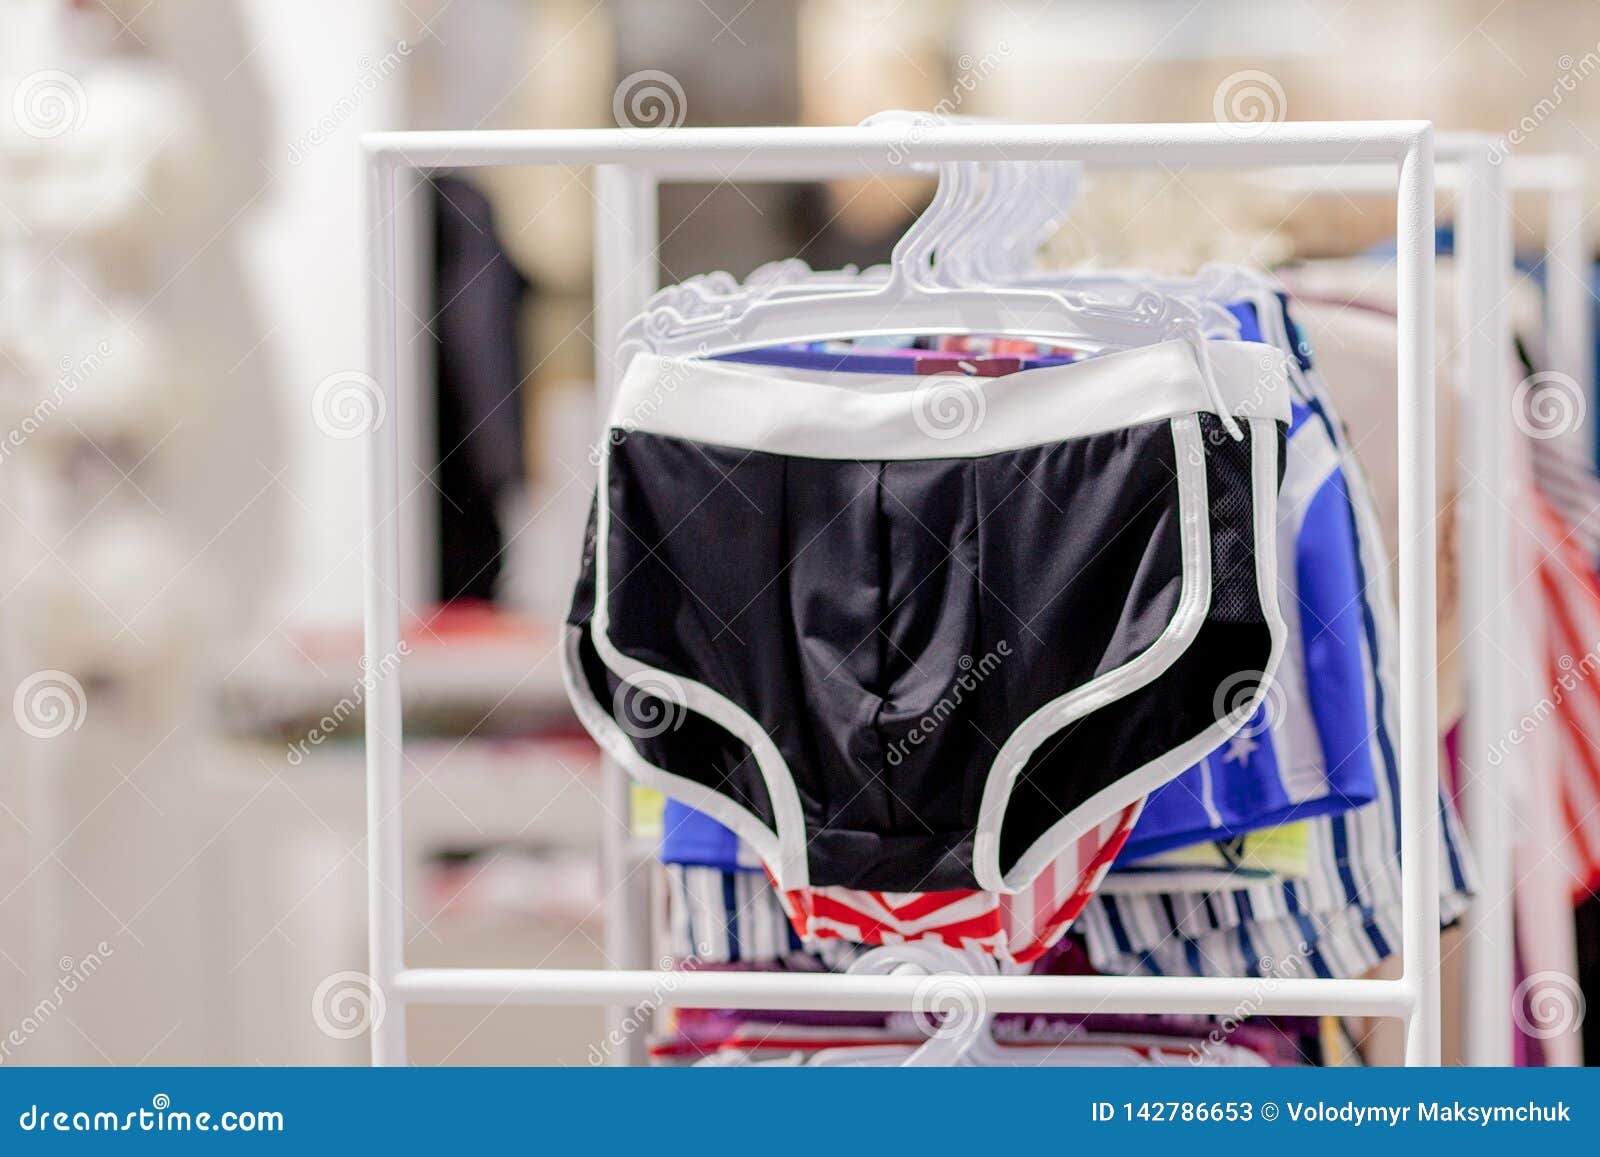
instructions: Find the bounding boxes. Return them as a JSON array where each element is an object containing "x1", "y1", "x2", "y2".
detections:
[
  {"x1": 1227, "y1": 300, "x2": 1261, "y2": 342},
  {"x1": 715, "y1": 346, "x2": 934, "y2": 375},
  {"x1": 713, "y1": 345, "x2": 1075, "y2": 373},
  {"x1": 661, "y1": 799, "x2": 753, "y2": 872}
]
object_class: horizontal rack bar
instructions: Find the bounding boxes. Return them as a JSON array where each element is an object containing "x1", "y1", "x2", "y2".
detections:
[
  {"x1": 363, "y1": 121, "x2": 1430, "y2": 173},
  {"x1": 392, "y1": 968, "x2": 1419, "y2": 1019}
]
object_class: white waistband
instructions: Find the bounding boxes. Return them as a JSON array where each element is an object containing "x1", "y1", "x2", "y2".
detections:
[{"x1": 608, "y1": 340, "x2": 1291, "y2": 461}]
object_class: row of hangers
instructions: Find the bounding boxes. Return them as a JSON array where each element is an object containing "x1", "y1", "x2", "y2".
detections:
[
  {"x1": 616, "y1": 112, "x2": 1305, "y2": 442},
  {"x1": 694, "y1": 943, "x2": 1269, "y2": 1068}
]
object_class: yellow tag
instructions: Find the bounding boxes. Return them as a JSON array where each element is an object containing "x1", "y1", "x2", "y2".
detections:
[{"x1": 631, "y1": 786, "x2": 666, "y2": 839}]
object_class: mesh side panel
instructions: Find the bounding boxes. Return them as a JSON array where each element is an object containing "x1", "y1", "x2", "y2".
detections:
[{"x1": 1200, "y1": 413, "x2": 1263, "y2": 624}]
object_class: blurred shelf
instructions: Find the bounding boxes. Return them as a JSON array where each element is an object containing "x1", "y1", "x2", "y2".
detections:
[
  {"x1": 218, "y1": 602, "x2": 575, "y2": 742},
  {"x1": 211, "y1": 733, "x2": 606, "y2": 849},
  {"x1": 425, "y1": 844, "x2": 604, "y2": 926}
]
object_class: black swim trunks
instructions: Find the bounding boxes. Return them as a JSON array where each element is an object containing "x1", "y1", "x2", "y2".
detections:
[{"x1": 563, "y1": 339, "x2": 1291, "y2": 893}]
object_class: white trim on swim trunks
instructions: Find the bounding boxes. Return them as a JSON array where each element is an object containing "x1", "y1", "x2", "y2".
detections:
[{"x1": 610, "y1": 340, "x2": 1292, "y2": 460}]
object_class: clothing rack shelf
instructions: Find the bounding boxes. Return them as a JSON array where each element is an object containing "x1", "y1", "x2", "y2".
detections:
[{"x1": 362, "y1": 121, "x2": 1445, "y2": 1066}]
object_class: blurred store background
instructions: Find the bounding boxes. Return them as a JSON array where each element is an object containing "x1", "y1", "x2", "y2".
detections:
[{"x1": 2, "y1": 0, "x2": 1600, "y2": 1064}]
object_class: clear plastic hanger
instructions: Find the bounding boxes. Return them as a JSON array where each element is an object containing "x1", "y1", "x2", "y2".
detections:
[
  {"x1": 928, "y1": 161, "x2": 1247, "y2": 357},
  {"x1": 632, "y1": 110, "x2": 938, "y2": 319},
  {"x1": 943, "y1": 156, "x2": 1246, "y2": 342},
  {"x1": 629, "y1": 120, "x2": 1074, "y2": 315},
  {"x1": 941, "y1": 161, "x2": 1069, "y2": 287},
  {"x1": 617, "y1": 117, "x2": 1252, "y2": 437},
  {"x1": 1044, "y1": 264, "x2": 1271, "y2": 319},
  {"x1": 1015, "y1": 268, "x2": 1247, "y2": 340},
  {"x1": 635, "y1": 171, "x2": 1218, "y2": 346},
  {"x1": 794, "y1": 944, "x2": 1199, "y2": 1068}
]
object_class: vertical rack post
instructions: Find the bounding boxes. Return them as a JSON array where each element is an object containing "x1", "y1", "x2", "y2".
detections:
[
  {"x1": 1457, "y1": 147, "x2": 1515, "y2": 1067},
  {"x1": 365, "y1": 150, "x2": 410, "y2": 1066},
  {"x1": 1544, "y1": 172, "x2": 1594, "y2": 460},
  {"x1": 593, "y1": 163, "x2": 662, "y2": 1067},
  {"x1": 1396, "y1": 127, "x2": 1442, "y2": 1066}
]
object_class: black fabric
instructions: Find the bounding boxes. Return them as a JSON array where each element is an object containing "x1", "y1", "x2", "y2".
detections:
[
  {"x1": 1578, "y1": 889, "x2": 1599, "y2": 1065},
  {"x1": 569, "y1": 415, "x2": 1274, "y2": 891},
  {"x1": 432, "y1": 175, "x2": 528, "y2": 602}
]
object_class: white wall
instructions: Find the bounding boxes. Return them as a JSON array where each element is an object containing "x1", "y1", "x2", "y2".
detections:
[{"x1": 234, "y1": 0, "x2": 429, "y2": 630}]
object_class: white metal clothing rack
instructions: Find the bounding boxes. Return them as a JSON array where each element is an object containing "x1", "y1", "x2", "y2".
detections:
[{"x1": 362, "y1": 122, "x2": 1442, "y2": 1066}]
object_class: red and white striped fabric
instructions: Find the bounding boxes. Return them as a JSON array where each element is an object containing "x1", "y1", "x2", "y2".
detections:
[
  {"x1": 1530, "y1": 492, "x2": 1600, "y2": 895},
  {"x1": 775, "y1": 803, "x2": 1141, "y2": 964},
  {"x1": 1532, "y1": 442, "x2": 1600, "y2": 560}
]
